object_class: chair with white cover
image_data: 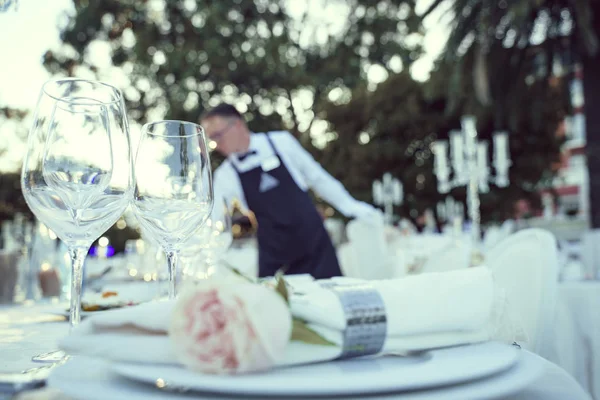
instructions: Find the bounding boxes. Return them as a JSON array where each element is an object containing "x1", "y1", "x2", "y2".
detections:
[
  {"x1": 483, "y1": 225, "x2": 503, "y2": 252},
  {"x1": 338, "y1": 215, "x2": 402, "y2": 280},
  {"x1": 337, "y1": 242, "x2": 360, "y2": 278},
  {"x1": 580, "y1": 229, "x2": 600, "y2": 279},
  {"x1": 500, "y1": 219, "x2": 516, "y2": 236},
  {"x1": 420, "y1": 240, "x2": 471, "y2": 274},
  {"x1": 485, "y1": 228, "x2": 560, "y2": 355}
]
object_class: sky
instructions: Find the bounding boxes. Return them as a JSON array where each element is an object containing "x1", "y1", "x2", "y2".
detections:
[{"x1": 0, "y1": 0, "x2": 450, "y2": 172}]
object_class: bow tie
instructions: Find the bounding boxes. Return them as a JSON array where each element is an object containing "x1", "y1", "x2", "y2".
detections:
[{"x1": 237, "y1": 150, "x2": 257, "y2": 161}]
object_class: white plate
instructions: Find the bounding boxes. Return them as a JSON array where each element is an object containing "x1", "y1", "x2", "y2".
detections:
[
  {"x1": 46, "y1": 307, "x2": 125, "y2": 318},
  {"x1": 47, "y1": 348, "x2": 544, "y2": 400},
  {"x1": 112, "y1": 342, "x2": 518, "y2": 397}
]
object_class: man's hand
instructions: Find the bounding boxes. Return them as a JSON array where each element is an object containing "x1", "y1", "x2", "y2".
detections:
[{"x1": 351, "y1": 202, "x2": 384, "y2": 224}]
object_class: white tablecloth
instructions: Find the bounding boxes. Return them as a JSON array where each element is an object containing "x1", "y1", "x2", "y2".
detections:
[
  {"x1": 545, "y1": 281, "x2": 600, "y2": 400},
  {"x1": 0, "y1": 303, "x2": 591, "y2": 400}
]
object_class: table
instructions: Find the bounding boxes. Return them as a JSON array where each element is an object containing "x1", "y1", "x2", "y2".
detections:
[
  {"x1": 0, "y1": 303, "x2": 591, "y2": 400},
  {"x1": 545, "y1": 281, "x2": 600, "y2": 400},
  {"x1": 0, "y1": 303, "x2": 67, "y2": 374}
]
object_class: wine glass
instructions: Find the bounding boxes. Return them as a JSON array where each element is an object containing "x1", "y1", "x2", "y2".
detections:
[
  {"x1": 183, "y1": 198, "x2": 233, "y2": 280},
  {"x1": 21, "y1": 78, "x2": 132, "y2": 361},
  {"x1": 131, "y1": 120, "x2": 213, "y2": 299},
  {"x1": 199, "y1": 198, "x2": 233, "y2": 275}
]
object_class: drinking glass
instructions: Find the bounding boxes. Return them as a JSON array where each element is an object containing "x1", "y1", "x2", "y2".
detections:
[
  {"x1": 183, "y1": 198, "x2": 233, "y2": 280},
  {"x1": 21, "y1": 78, "x2": 132, "y2": 361},
  {"x1": 199, "y1": 198, "x2": 233, "y2": 273},
  {"x1": 131, "y1": 120, "x2": 213, "y2": 299}
]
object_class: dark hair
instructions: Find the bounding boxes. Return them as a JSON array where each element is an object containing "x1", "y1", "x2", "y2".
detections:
[{"x1": 201, "y1": 103, "x2": 243, "y2": 121}]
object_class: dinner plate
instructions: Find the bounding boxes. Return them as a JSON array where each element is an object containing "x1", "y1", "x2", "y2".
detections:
[
  {"x1": 112, "y1": 342, "x2": 518, "y2": 397},
  {"x1": 47, "y1": 344, "x2": 544, "y2": 400},
  {"x1": 46, "y1": 308, "x2": 121, "y2": 319}
]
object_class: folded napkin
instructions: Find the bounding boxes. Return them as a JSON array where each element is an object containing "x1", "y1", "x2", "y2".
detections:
[{"x1": 60, "y1": 267, "x2": 510, "y2": 373}]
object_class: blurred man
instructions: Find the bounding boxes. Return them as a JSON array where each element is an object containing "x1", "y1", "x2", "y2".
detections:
[{"x1": 201, "y1": 103, "x2": 379, "y2": 279}]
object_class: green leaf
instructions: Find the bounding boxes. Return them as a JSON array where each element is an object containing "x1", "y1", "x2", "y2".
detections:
[
  {"x1": 274, "y1": 269, "x2": 289, "y2": 304},
  {"x1": 222, "y1": 261, "x2": 254, "y2": 283},
  {"x1": 291, "y1": 318, "x2": 336, "y2": 347}
]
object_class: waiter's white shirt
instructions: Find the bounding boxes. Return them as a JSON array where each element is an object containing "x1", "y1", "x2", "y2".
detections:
[{"x1": 213, "y1": 131, "x2": 377, "y2": 218}]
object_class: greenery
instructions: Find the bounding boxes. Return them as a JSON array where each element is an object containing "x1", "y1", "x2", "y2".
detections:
[
  {"x1": 43, "y1": 0, "x2": 423, "y2": 140},
  {"x1": 421, "y1": 0, "x2": 600, "y2": 225},
  {"x1": 0, "y1": 0, "x2": 573, "y2": 229},
  {"x1": 0, "y1": 108, "x2": 32, "y2": 223},
  {"x1": 0, "y1": 173, "x2": 32, "y2": 223},
  {"x1": 316, "y1": 58, "x2": 567, "y2": 223}
]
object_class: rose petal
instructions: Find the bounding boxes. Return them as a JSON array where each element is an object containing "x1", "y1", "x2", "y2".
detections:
[{"x1": 169, "y1": 280, "x2": 292, "y2": 374}]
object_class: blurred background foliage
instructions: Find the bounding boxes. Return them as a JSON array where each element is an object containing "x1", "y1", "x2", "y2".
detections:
[{"x1": 0, "y1": 0, "x2": 577, "y2": 226}]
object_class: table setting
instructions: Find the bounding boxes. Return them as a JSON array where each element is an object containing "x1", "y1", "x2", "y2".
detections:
[
  {"x1": 1, "y1": 265, "x2": 591, "y2": 400},
  {"x1": 0, "y1": 77, "x2": 592, "y2": 400}
]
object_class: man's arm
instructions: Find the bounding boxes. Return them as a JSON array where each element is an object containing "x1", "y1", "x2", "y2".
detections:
[{"x1": 277, "y1": 131, "x2": 378, "y2": 218}]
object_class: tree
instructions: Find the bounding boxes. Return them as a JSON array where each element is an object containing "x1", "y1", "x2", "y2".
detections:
[
  {"x1": 317, "y1": 57, "x2": 567, "y2": 224},
  {"x1": 421, "y1": 0, "x2": 600, "y2": 226},
  {"x1": 0, "y1": 107, "x2": 31, "y2": 224},
  {"x1": 43, "y1": 0, "x2": 423, "y2": 145}
]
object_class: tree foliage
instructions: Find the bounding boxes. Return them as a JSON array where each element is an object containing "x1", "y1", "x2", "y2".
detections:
[
  {"x1": 421, "y1": 0, "x2": 598, "y2": 119},
  {"x1": 0, "y1": 0, "x2": 570, "y2": 228},
  {"x1": 43, "y1": 0, "x2": 423, "y2": 141},
  {"x1": 317, "y1": 57, "x2": 567, "y2": 223},
  {"x1": 421, "y1": 0, "x2": 600, "y2": 226}
]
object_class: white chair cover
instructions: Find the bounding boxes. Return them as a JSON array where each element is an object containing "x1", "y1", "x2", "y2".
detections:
[
  {"x1": 420, "y1": 240, "x2": 471, "y2": 274},
  {"x1": 338, "y1": 216, "x2": 402, "y2": 280},
  {"x1": 580, "y1": 229, "x2": 600, "y2": 279},
  {"x1": 485, "y1": 228, "x2": 559, "y2": 355},
  {"x1": 483, "y1": 225, "x2": 503, "y2": 252}
]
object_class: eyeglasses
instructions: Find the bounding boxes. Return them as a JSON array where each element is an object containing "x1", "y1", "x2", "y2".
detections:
[{"x1": 208, "y1": 120, "x2": 235, "y2": 143}]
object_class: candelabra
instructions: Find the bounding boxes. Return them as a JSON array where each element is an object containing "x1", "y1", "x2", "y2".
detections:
[
  {"x1": 433, "y1": 116, "x2": 512, "y2": 263},
  {"x1": 373, "y1": 173, "x2": 403, "y2": 225},
  {"x1": 437, "y1": 196, "x2": 465, "y2": 244}
]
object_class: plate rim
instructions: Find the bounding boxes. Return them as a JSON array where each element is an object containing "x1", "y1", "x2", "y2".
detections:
[{"x1": 111, "y1": 341, "x2": 520, "y2": 396}]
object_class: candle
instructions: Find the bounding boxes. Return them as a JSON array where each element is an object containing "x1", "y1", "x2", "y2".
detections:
[
  {"x1": 493, "y1": 132, "x2": 511, "y2": 187},
  {"x1": 461, "y1": 116, "x2": 478, "y2": 157},
  {"x1": 437, "y1": 202, "x2": 446, "y2": 221},
  {"x1": 38, "y1": 265, "x2": 61, "y2": 298},
  {"x1": 433, "y1": 141, "x2": 449, "y2": 172},
  {"x1": 393, "y1": 179, "x2": 403, "y2": 204},
  {"x1": 433, "y1": 142, "x2": 451, "y2": 194},
  {"x1": 493, "y1": 132, "x2": 509, "y2": 164},
  {"x1": 477, "y1": 142, "x2": 490, "y2": 193},
  {"x1": 372, "y1": 181, "x2": 382, "y2": 205},
  {"x1": 383, "y1": 172, "x2": 392, "y2": 187},
  {"x1": 449, "y1": 130, "x2": 464, "y2": 167}
]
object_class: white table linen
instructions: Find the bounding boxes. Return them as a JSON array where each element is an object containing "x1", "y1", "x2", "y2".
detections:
[
  {"x1": 544, "y1": 281, "x2": 600, "y2": 400},
  {"x1": 60, "y1": 268, "x2": 506, "y2": 367},
  {"x1": 1, "y1": 301, "x2": 590, "y2": 400}
]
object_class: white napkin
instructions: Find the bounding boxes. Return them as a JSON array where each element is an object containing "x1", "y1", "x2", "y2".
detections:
[
  {"x1": 281, "y1": 267, "x2": 494, "y2": 365},
  {"x1": 60, "y1": 267, "x2": 503, "y2": 368}
]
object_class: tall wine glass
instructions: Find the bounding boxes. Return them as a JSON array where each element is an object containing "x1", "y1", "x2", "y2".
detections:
[
  {"x1": 182, "y1": 198, "x2": 233, "y2": 280},
  {"x1": 131, "y1": 120, "x2": 213, "y2": 299},
  {"x1": 199, "y1": 198, "x2": 233, "y2": 274},
  {"x1": 21, "y1": 78, "x2": 132, "y2": 361}
]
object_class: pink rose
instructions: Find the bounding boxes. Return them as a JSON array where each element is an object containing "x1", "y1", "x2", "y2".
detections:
[{"x1": 169, "y1": 281, "x2": 291, "y2": 374}]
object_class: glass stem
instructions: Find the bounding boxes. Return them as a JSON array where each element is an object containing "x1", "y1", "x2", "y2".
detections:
[
  {"x1": 68, "y1": 246, "x2": 89, "y2": 330},
  {"x1": 166, "y1": 250, "x2": 178, "y2": 299}
]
